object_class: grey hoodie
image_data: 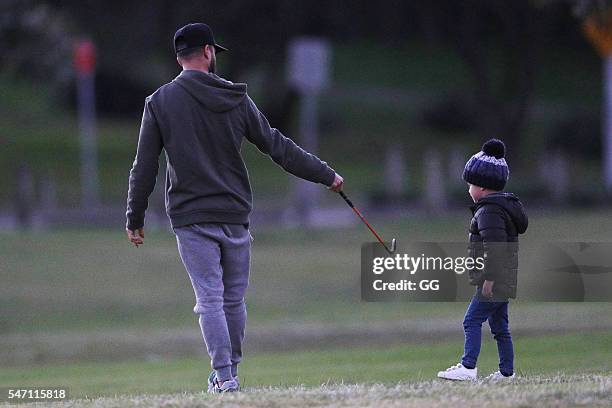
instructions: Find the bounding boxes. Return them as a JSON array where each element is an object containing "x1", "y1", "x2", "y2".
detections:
[{"x1": 126, "y1": 70, "x2": 336, "y2": 230}]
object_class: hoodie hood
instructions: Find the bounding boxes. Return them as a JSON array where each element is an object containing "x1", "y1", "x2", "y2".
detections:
[
  {"x1": 473, "y1": 192, "x2": 528, "y2": 234},
  {"x1": 173, "y1": 70, "x2": 247, "y2": 113}
]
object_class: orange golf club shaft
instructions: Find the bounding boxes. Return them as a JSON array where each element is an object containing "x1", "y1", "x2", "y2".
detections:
[{"x1": 339, "y1": 191, "x2": 394, "y2": 254}]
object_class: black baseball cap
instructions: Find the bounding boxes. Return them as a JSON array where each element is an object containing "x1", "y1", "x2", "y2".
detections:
[{"x1": 173, "y1": 23, "x2": 228, "y2": 54}]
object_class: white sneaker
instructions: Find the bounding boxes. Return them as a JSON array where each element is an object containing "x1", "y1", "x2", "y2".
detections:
[
  {"x1": 437, "y1": 363, "x2": 477, "y2": 381},
  {"x1": 484, "y1": 371, "x2": 515, "y2": 382},
  {"x1": 207, "y1": 371, "x2": 240, "y2": 393},
  {"x1": 208, "y1": 378, "x2": 239, "y2": 393}
]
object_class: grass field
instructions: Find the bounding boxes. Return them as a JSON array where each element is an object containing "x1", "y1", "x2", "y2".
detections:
[
  {"x1": 0, "y1": 333, "x2": 610, "y2": 405},
  {"x1": 1, "y1": 212, "x2": 611, "y2": 406},
  {"x1": 38, "y1": 375, "x2": 609, "y2": 408},
  {"x1": 2, "y1": 210, "x2": 612, "y2": 335}
]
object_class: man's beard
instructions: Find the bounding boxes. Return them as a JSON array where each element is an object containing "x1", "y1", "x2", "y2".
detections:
[{"x1": 209, "y1": 56, "x2": 216, "y2": 74}]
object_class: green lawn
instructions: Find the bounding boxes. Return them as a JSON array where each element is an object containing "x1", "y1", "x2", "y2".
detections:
[
  {"x1": 0, "y1": 211, "x2": 610, "y2": 406},
  {"x1": 0, "y1": 333, "x2": 609, "y2": 399},
  {"x1": 0, "y1": 209, "x2": 612, "y2": 334},
  {"x1": 4, "y1": 376, "x2": 609, "y2": 408},
  {"x1": 1, "y1": 211, "x2": 611, "y2": 335}
]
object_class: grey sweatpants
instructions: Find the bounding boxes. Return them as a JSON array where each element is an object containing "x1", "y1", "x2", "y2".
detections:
[{"x1": 174, "y1": 222, "x2": 251, "y2": 381}]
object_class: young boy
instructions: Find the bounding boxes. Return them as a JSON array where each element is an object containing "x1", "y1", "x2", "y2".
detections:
[{"x1": 438, "y1": 139, "x2": 528, "y2": 382}]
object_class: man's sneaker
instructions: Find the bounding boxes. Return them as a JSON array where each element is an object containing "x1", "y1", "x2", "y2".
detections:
[
  {"x1": 207, "y1": 371, "x2": 217, "y2": 393},
  {"x1": 484, "y1": 371, "x2": 515, "y2": 382},
  {"x1": 207, "y1": 371, "x2": 240, "y2": 393},
  {"x1": 437, "y1": 363, "x2": 477, "y2": 381}
]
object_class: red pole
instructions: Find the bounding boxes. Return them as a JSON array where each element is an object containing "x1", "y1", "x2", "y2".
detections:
[{"x1": 73, "y1": 38, "x2": 99, "y2": 207}]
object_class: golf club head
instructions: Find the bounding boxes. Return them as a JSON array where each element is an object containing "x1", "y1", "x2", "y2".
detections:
[{"x1": 389, "y1": 238, "x2": 397, "y2": 254}]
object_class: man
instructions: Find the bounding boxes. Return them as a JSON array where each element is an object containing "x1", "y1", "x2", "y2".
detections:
[{"x1": 125, "y1": 23, "x2": 343, "y2": 393}]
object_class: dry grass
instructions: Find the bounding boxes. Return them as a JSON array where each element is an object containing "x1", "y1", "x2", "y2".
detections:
[{"x1": 5, "y1": 374, "x2": 609, "y2": 408}]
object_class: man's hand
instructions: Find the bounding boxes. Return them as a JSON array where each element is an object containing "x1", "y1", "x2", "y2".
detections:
[
  {"x1": 127, "y1": 228, "x2": 145, "y2": 248},
  {"x1": 328, "y1": 173, "x2": 344, "y2": 192},
  {"x1": 482, "y1": 280, "x2": 495, "y2": 298}
]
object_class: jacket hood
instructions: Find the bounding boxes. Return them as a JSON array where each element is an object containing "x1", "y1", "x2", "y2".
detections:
[
  {"x1": 474, "y1": 192, "x2": 528, "y2": 234},
  {"x1": 173, "y1": 70, "x2": 247, "y2": 113}
]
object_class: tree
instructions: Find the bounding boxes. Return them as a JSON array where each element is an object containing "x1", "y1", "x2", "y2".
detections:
[{"x1": 453, "y1": 0, "x2": 540, "y2": 153}]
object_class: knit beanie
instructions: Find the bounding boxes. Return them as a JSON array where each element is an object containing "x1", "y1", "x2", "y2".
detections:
[{"x1": 462, "y1": 139, "x2": 509, "y2": 191}]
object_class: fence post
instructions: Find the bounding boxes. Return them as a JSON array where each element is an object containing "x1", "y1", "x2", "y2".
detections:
[
  {"x1": 384, "y1": 143, "x2": 406, "y2": 199},
  {"x1": 15, "y1": 165, "x2": 35, "y2": 229},
  {"x1": 423, "y1": 149, "x2": 446, "y2": 213}
]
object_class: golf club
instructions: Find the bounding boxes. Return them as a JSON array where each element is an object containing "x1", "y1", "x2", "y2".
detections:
[{"x1": 338, "y1": 191, "x2": 397, "y2": 254}]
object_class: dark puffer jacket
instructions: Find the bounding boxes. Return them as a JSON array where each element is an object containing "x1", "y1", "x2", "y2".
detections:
[{"x1": 468, "y1": 192, "x2": 528, "y2": 300}]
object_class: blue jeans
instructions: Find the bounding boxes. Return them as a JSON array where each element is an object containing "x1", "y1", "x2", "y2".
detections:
[{"x1": 461, "y1": 296, "x2": 514, "y2": 375}]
